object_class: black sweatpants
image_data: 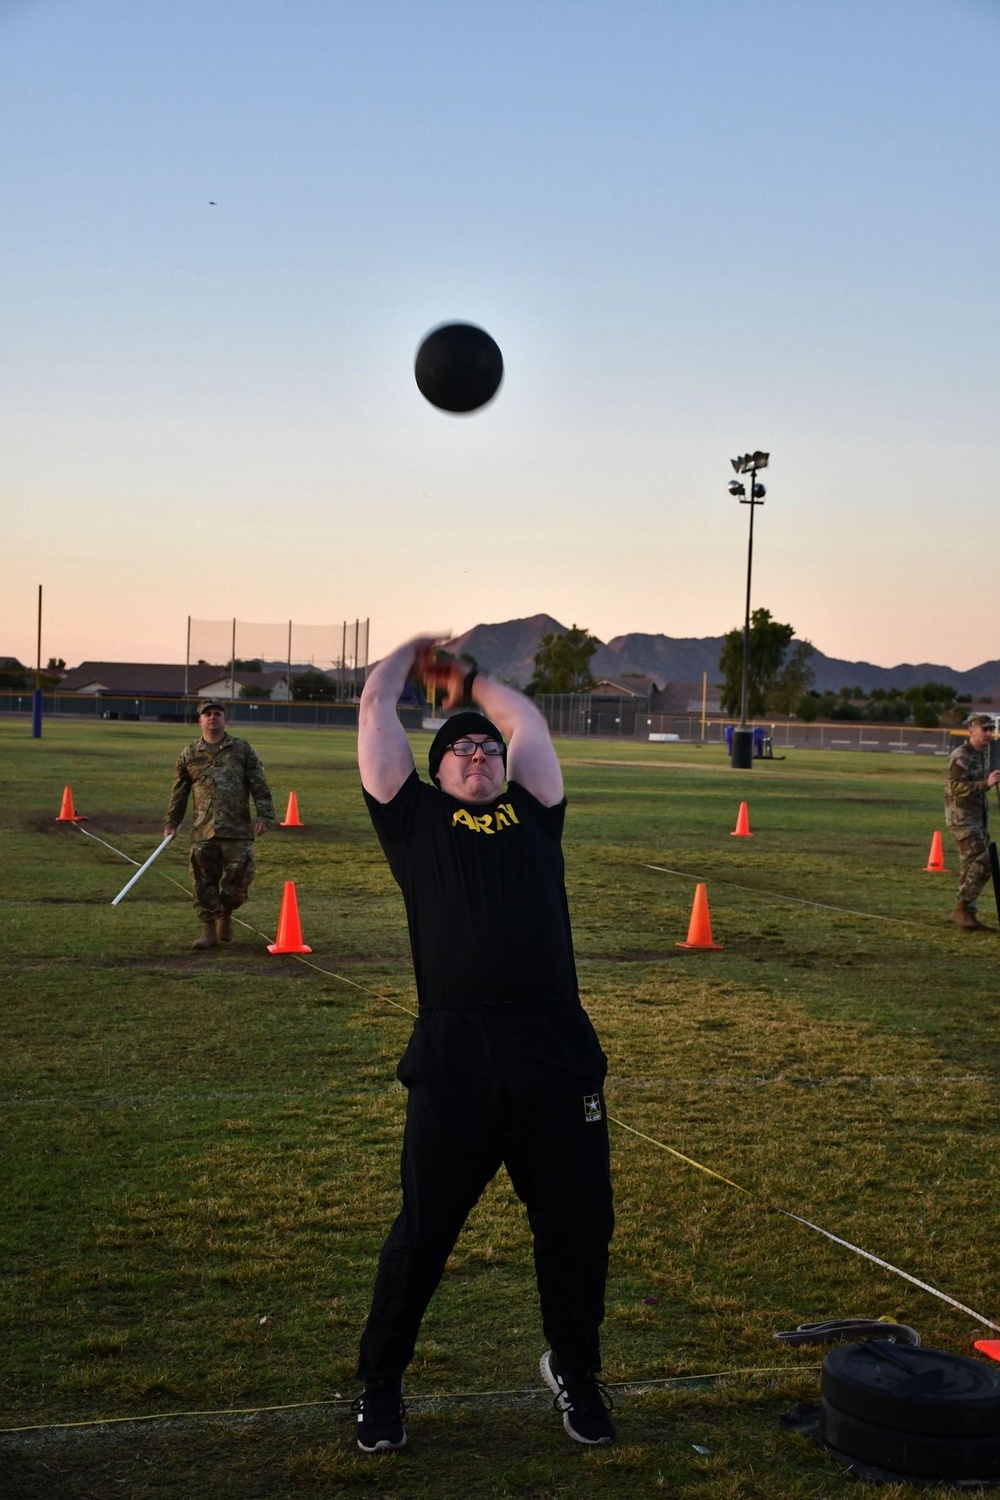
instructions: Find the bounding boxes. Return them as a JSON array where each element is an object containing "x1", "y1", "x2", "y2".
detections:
[{"x1": 357, "y1": 1006, "x2": 614, "y2": 1383}]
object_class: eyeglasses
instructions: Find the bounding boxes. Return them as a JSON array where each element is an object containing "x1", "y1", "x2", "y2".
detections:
[{"x1": 448, "y1": 738, "x2": 504, "y2": 758}]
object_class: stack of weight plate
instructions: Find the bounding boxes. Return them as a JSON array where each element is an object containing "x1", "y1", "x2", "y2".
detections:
[{"x1": 820, "y1": 1340, "x2": 1000, "y2": 1484}]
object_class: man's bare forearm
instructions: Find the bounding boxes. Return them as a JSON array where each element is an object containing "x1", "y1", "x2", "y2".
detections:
[
  {"x1": 468, "y1": 672, "x2": 563, "y2": 806},
  {"x1": 358, "y1": 637, "x2": 434, "y2": 801}
]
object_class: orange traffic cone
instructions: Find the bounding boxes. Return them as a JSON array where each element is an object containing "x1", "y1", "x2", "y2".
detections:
[
  {"x1": 731, "y1": 801, "x2": 752, "y2": 837},
  {"x1": 55, "y1": 785, "x2": 86, "y2": 822},
  {"x1": 280, "y1": 791, "x2": 304, "y2": 827},
  {"x1": 267, "y1": 881, "x2": 312, "y2": 954},
  {"x1": 924, "y1": 830, "x2": 948, "y2": 872},
  {"x1": 676, "y1": 882, "x2": 724, "y2": 950}
]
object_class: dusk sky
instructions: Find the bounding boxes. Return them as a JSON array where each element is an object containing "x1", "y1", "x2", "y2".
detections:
[{"x1": 2, "y1": 0, "x2": 998, "y2": 673}]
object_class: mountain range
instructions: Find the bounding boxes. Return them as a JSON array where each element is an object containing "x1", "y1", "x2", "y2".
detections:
[{"x1": 443, "y1": 615, "x2": 1000, "y2": 699}]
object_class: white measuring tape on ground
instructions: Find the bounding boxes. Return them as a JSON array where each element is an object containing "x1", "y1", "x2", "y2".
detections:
[{"x1": 608, "y1": 1116, "x2": 1000, "y2": 1333}]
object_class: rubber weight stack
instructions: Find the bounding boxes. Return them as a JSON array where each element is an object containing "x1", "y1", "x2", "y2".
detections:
[{"x1": 821, "y1": 1340, "x2": 1000, "y2": 1481}]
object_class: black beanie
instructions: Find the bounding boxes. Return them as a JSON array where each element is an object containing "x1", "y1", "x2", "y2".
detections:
[{"x1": 428, "y1": 712, "x2": 507, "y2": 784}]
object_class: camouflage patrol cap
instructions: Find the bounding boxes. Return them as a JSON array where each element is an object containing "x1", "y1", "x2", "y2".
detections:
[
  {"x1": 197, "y1": 698, "x2": 227, "y2": 716},
  {"x1": 967, "y1": 714, "x2": 995, "y2": 729}
]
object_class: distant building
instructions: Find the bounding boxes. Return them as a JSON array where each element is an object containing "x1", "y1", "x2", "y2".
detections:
[
  {"x1": 195, "y1": 670, "x2": 292, "y2": 702},
  {"x1": 591, "y1": 675, "x2": 722, "y2": 716},
  {"x1": 592, "y1": 675, "x2": 659, "y2": 698},
  {"x1": 60, "y1": 662, "x2": 291, "y2": 701},
  {"x1": 650, "y1": 680, "x2": 723, "y2": 715}
]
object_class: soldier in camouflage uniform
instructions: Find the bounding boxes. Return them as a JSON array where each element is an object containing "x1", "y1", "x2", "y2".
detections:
[
  {"x1": 164, "y1": 699, "x2": 276, "y2": 949},
  {"x1": 944, "y1": 713, "x2": 1000, "y2": 931}
]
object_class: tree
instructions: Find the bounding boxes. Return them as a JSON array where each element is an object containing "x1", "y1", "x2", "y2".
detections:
[
  {"x1": 527, "y1": 625, "x2": 598, "y2": 696},
  {"x1": 292, "y1": 670, "x2": 336, "y2": 701},
  {"x1": 768, "y1": 639, "x2": 816, "y2": 715},
  {"x1": 719, "y1": 609, "x2": 802, "y2": 718}
]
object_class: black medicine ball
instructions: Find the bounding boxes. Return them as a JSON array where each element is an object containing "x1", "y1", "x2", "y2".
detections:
[{"x1": 414, "y1": 322, "x2": 504, "y2": 413}]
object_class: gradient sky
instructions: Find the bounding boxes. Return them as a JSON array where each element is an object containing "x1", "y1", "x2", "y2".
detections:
[{"x1": 2, "y1": 0, "x2": 998, "y2": 674}]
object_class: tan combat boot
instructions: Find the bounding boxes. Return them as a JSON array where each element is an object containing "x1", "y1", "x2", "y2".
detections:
[
  {"x1": 949, "y1": 901, "x2": 991, "y2": 931},
  {"x1": 192, "y1": 922, "x2": 219, "y2": 950},
  {"x1": 216, "y1": 910, "x2": 233, "y2": 942}
]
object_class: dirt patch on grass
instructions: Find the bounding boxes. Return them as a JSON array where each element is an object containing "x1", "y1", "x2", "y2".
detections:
[
  {"x1": 579, "y1": 950, "x2": 672, "y2": 963},
  {"x1": 31, "y1": 895, "x2": 113, "y2": 904},
  {"x1": 271, "y1": 824, "x2": 343, "y2": 841},
  {"x1": 25, "y1": 812, "x2": 161, "y2": 836},
  {"x1": 99, "y1": 952, "x2": 373, "y2": 975}
]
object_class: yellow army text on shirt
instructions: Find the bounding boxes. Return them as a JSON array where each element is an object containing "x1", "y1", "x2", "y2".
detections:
[{"x1": 166, "y1": 734, "x2": 276, "y2": 841}]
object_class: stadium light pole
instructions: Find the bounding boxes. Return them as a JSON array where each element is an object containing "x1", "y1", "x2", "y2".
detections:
[{"x1": 727, "y1": 451, "x2": 769, "y2": 769}]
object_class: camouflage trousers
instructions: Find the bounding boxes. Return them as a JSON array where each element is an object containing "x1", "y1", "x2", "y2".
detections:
[
  {"x1": 189, "y1": 840, "x2": 255, "y2": 923},
  {"x1": 952, "y1": 825, "x2": 992, "y2": 908}
]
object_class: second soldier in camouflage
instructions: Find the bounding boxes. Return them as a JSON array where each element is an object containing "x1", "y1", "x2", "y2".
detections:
[
  {"x1": 164, "y1": 699, "x2": 276, "y2": 949},
  {"x1": 944, "y1": 713, "x2": 1000, "y2": 931}
]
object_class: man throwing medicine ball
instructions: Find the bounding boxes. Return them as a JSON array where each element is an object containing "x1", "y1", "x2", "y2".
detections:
[
  {"x1": 945, "y1": 713, "x2": 1000, "y2": 931},
  {"x1": 164, "y1": 699, "x2": 276, "y2": 949},
  {"x1": 352, "y1": 639, "x2": 615, "y2": 1453}
]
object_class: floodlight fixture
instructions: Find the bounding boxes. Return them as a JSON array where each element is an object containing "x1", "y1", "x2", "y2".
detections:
[
  {"x1": 730, "y1": 451, "x2": 770, "y2": 475},
  {"x1": 728, "y1": 479, "x2": 745, "y2": 496},
  {"x1": 753, "y1": 482, "x2": 766, "y2": 499}
]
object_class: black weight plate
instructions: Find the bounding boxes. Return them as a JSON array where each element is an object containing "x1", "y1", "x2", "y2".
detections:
[
  {"x1": 822, "y1": 1342, "x2": 1000, "y2": 1437},
  {"x1": 821, "y1": 1399, "x2": 1000, "y2": 1481}
]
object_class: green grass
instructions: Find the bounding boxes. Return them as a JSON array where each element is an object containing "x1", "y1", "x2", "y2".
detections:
[{"x1": 1, "y1": 718, "x2": 997, "y2": 1498}]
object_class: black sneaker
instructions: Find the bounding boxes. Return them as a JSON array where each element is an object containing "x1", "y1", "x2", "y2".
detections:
[
  {"x1": 540, "y1": 1349, "x2": 615, "y2": 1445},
  {"x1": 352, "y1": 1379, "x2": 406, "y2": 1453}
]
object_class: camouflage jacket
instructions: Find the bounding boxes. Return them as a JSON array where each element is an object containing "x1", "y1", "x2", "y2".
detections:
[
  {"x1": 944, "y1": 739, "x2": 991, "y2": 830},
  {"x1": 166, "y1": 734, "x2": 276, "y2": 841}
]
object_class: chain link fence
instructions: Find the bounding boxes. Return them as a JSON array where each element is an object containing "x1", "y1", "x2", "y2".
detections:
[
  {"x1": 533, "y1": 694, "x2": 959, "y2": 755},
  {"x1": 0, "y1": 682, "x2": 963, "y2": 755}
]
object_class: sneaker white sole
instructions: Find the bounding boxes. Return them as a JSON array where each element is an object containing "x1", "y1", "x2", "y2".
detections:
[
  {"x1": 539, "y1": 1350, "x2": 612, "y2": 1445},
  {"x1": 357, "y1": 1432, "x2": 406, "y2": 1454}
]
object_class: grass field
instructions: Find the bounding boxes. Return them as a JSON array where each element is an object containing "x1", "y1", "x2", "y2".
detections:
[{"x1": 2, "y1": 717, "x2": 998, "y2": 1499}]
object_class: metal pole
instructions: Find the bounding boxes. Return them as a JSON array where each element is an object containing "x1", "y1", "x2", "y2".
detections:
[
  {"x1": 739, "y1": 460, "x2": 757, "y2": 728},
  {"x1": 231, "y1": 618, "x2": 237, "y2": 709},
  {"x1": 184, "y1": 615, "x2": 191, "y2": 701},
  {"x1": 32, "y1": 584, "x2": 43, "y2": 738}
]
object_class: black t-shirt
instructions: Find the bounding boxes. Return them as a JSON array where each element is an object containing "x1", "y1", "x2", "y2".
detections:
[{"x1": 363, "y1": 770, "x2": 580, "y2": 1011}]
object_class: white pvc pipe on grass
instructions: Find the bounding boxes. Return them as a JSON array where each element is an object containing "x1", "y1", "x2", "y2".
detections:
[{"x1": 110, "y1": 833, "x2": 174, "y2": 906}]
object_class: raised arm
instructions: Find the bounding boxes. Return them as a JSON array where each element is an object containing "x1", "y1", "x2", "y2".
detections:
[
  {"x1": 475, "y1": 673, "x2": 564, "y2": 806},
  {"x1": 423, "y1": 654, "x2": 564, "y2": 807},
  {"x1": 358, "y1": 638, "x2": 433, "y2": 802}
]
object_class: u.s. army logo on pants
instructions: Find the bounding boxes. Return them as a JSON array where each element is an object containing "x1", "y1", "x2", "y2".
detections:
[{"x1": 583, "y1": 1093, "x2": 602, "y2": 1123}]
